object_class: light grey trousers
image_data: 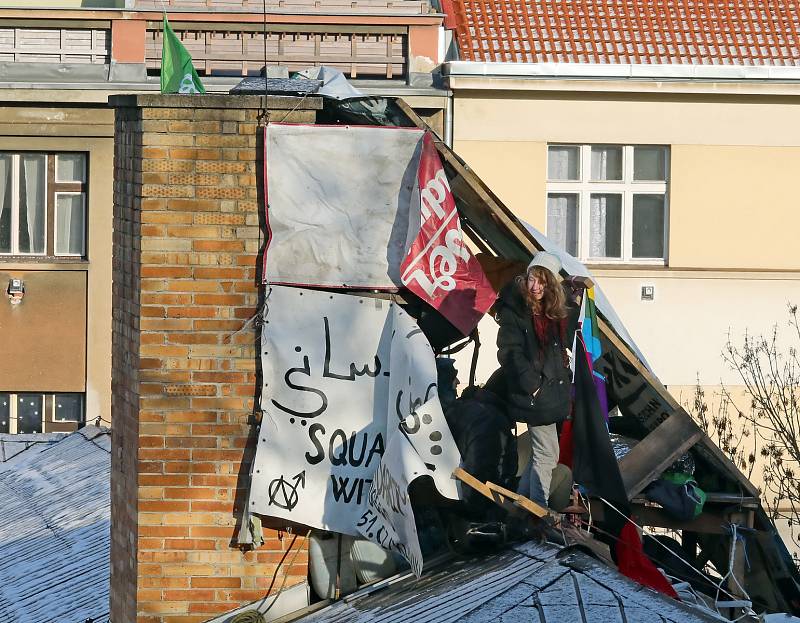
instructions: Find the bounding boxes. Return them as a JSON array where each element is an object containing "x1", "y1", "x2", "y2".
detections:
[{"x1": 517, "y1": 422, "x2": 560, "y2": 507}]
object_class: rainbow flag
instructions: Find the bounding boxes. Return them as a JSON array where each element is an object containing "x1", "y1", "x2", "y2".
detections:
[{"x1": 579, "y1": 287, "x2": 609, "y2": 419}]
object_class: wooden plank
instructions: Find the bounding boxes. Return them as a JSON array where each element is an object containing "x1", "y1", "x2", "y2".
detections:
[
  {"x1": 632, "y1": 492, "x2": 760, "y2": 508},
  {"x1": 452, "y1": 467, "x2": 517, "y2": 514},
  {"x1": 618, "y1": 410, "x2": 703, "y2": 498},
  {"x1": 589, "y1": 500, "x2": 756, "y2": 535},
  {"x1": 599, "y1": 316, "x2": 760, "y2": 498},
  {"x1": 484, "y1": 481, "x2": 549, "y2": 518},
  {"x1": 597, "y1": 316, "x2": 678, "y2": 410}
]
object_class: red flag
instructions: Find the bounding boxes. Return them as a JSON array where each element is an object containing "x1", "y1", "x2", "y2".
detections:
[{"x1": 400, "y1": 133, "x2": 497, "y2": 335}]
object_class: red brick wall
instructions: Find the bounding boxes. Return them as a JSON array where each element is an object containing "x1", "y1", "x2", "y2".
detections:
[{"x1": 110, "y1": 94, "x2": 320, "y2": 623}]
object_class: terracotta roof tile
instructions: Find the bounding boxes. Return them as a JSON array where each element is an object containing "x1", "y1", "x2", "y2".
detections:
[{"x1": 447, "y1": 0, "x2": 800, "y2": 65}]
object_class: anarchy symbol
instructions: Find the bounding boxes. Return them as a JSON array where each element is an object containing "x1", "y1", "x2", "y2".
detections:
[
  {"x1": 178, "y1": 73, "x2": 199, "y2": 94},
  {"x1": 268, "y1": 470, "x2": 306, "y2": 511}
]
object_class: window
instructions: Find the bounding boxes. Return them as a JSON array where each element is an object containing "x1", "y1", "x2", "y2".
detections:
[
  {"x1": 0, "y1": 152, "x2": 87, "y2": 258},
  {"x1": 546, "y1": 145, "x2": 668, "y2": 263},
  {"x1": 0, "y1": 392, "x2": 85, "y2": 434},
  {"x1": 0, "y1": 395, "x2": 8, "y2": 434}
]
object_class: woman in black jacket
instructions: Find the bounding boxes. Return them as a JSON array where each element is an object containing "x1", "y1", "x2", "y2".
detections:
[{"x1": 492, "y1": 251, "x2": 572, "y2": 507}]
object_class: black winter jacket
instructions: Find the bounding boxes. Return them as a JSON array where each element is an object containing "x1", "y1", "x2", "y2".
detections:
[{"x1": 487, "y1": 279, "x2": 577, "y2": 426}]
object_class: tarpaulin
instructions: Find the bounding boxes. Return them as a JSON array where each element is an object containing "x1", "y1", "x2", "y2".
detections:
[{"x1": 263, "y1": 123, "x2": 424, "y2": 289}]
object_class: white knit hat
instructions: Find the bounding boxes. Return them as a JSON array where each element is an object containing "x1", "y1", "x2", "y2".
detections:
[{"x1": 527, "y1": 251, "x2": 562, "y2": 278}]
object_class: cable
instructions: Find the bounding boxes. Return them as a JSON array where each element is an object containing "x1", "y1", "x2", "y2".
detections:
[
  {"x1": 596, "y1": 496, "x2": 760, "y2": 616},
  {"x1": 713, "y1": 524, "x2": 756, "y2": 621},
  {"x1": 277, "y1": 91, "x2": 312, "y2": 124},
  {"x1": 254, "y1": 531, "x2": 309, "y2": 615},
  {"x1": 93, "y1": 415, "x2": 112, "y2": 427}
]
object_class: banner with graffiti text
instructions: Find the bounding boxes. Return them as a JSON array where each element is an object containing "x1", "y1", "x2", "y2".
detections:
[
  {"x1": 400, "y1": 133, "x2": 497, "y2": 335},
  {"x1": 356, "y1": 432, "x2": 426, "y2": 576},
  {"x1": 248, "y1": 286, "x2": 461, "y2": 564}
]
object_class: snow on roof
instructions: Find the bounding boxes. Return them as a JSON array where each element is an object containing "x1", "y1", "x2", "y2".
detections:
[
  {"x1": 292, "y1": 541, "x2": 721, "y2": 623},
  {"x1": 0, "y1": 433, "x2": 65, "y2": 463},
  {"x1": 0, "y1": 426, "x2": 111, "y2": 623}
]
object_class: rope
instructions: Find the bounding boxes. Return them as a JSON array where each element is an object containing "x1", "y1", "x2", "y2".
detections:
[
  {"x1": 253, "y1": 532, "x2": 309, "y2": 615},
  {"x1": 596, "y1": 496, "x2": 759, "y2": 618},
  {"x1": 230, "y1": 610, "x2": 266, "y2": 623},
  {"x1": 714, "y1": 524, "x2": 755, "y2": 621}
]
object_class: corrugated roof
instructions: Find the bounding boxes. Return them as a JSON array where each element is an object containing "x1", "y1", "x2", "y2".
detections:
[
  {"x1": 448, "y1": 0, "x2": 800, "y2": 65},
  {"x1": 293, "y1": 541, "x2": 721, "y2": 622},
  {"x1": 0, "y1": 426, "x2": 111, "y2": 623},
  {"x1": 0, "y1": 433, "x2": 66, "y2": 463}
]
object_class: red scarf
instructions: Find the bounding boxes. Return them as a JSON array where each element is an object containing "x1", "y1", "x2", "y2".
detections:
[{"x1": 532, "y1": 314, "x2": 567, "y2": 346}]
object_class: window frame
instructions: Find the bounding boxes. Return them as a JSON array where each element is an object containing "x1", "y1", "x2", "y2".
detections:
[
  {"x1": 54, "y1": 191, "x2": 87, "y2": 257},
  {"x1": 546, "y1": 144, "x2": 669, "y2": 265},
  {"x1": 0, "y1": 151, "x2": 88, "y2": 261},
  {"x1": 0, "y1": 392, "x2": 85, "y2": 434}
]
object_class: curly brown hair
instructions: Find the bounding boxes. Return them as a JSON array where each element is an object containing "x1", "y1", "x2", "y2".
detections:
[{"x1": 516, "y1": 266, "x2": 567, "y2": 320}]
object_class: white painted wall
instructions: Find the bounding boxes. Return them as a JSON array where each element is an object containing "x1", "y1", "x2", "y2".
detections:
[{"x1": 452, "y1": 270, "x2": 800, "y2": 391}]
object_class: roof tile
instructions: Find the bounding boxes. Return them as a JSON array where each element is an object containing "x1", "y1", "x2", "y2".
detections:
[{"x1": 448, "y1": 0, "x2": 800, "y2": 65}]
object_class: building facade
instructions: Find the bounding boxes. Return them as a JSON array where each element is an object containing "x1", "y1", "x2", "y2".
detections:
[
  {"x1": 440, "y1": 0, "x2": 800, "y2": 538},
  {"x1": 0, "y1": 0, "x2": 447, "y2": 435}
]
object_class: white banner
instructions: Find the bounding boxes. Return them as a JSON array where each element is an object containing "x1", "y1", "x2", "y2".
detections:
[
  {"x1": 263, "y1": 124, "x2": 424, "y2": 289},
  {"x1": 248, "y1": 287, "x2": 461, "y2": 546},
  {"x1": 384, "y1": 303, "x2": 461, "y2": 500},
  {"x1": 356, "y1": 433, "x2": 426, "y2": 576}
]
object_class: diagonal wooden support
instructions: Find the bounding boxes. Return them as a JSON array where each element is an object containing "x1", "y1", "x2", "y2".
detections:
[
  {"x1": 452, "y1": 467, "x2": 552, "y2": 520},
  {"x1": 484, "y1": 481, "x2": 549, "y2": 519},
  {"x1": 618, "y1": 410, "x2": 703, "y2": 499},
  {"x1": 599, "y1": 318, "x2": 760, "y2": 499}
]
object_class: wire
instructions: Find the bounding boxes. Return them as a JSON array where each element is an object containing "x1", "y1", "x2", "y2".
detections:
[
  {"x1": 578, "y1": 488, "x2": 593, "y2": 530},
  {"x1": 277, "y1": 91, "x2": 312, "y2": 124},
  {"x1": 713, "y1": 524, "x2": 756, "y2": 622},
  {"x1": 595, "y1": 495, "x2": 760, "y2": 617},
  {"x1": 254, "y1": 532, "x2": 309, "y2": 615}
]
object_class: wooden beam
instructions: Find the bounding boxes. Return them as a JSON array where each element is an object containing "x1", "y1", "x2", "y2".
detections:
[
  {"x1": 452, "y1": 468, "x2": 517, "y2": 514},
  {"x1": 453, "y1": 468, "x2": 554, "y2": 520},
  {"x1": 619, "y1": 410, "x2": 703, "y2": 498},
  {"x1": 590, "y1": 500, "x2": 757, "y2": 535},
  {"x1": 484, "y1": 481, "x2": 549, "y2": 519},
  {"x1": 599, "y1": 317, "x2": 760, "y2": 498}
]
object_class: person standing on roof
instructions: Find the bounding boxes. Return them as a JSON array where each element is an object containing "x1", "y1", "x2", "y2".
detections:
[{"x1": 489, "y1": 251, "x2": 573, "y2": 508}]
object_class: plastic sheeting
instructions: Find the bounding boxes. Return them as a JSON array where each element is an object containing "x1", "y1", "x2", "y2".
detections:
[{"x1": 263, "y1": 123, "x2": 424, "y2": 289}]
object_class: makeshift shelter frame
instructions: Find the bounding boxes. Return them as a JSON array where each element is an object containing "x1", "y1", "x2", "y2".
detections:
[{"x1": 387, "y1": 98, "x2": 798, "y2": 614}]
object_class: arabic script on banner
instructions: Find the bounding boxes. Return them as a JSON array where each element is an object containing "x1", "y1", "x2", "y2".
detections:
[{"x1": 247, "y1": 287, "x2": 461, "y2": 568}]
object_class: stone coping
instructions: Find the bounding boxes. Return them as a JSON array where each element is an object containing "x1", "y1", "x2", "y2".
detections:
[{"x1": 108, "y1": 93, "x2": 323, "y2": 110}]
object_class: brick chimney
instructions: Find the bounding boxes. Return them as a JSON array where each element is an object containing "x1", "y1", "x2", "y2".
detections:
[{"x1": 110, "y1": 94, "x2": 321, "y2": 623}]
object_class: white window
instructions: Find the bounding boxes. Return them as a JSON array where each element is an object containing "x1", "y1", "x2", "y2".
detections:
[
  {"x1": 0, "y1": 152, "x2": 87, "y2": 258},
  {"x1": 0, "y1": 392, "x2": 84, "y2": 434},
  {"x1": 546, "y1": 144, "x2": 668, "y2": 263}
]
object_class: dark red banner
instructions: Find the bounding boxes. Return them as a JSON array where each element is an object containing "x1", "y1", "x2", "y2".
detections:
[{"x1": 400, "y1": 133, "x2": 497, "y2": 335}]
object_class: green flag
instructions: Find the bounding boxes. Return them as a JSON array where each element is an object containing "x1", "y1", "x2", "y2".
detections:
[{"x1": 160, "y1": 15, "x2": 205, "y2": 94}]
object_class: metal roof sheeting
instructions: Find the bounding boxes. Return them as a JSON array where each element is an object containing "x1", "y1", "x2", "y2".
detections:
[
  {"x1": 293, "y1": 541, "x2": 722, "y2": 623},
  {"x1": 0, "y1": 426, "x2": 110, "y2": 623}
]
